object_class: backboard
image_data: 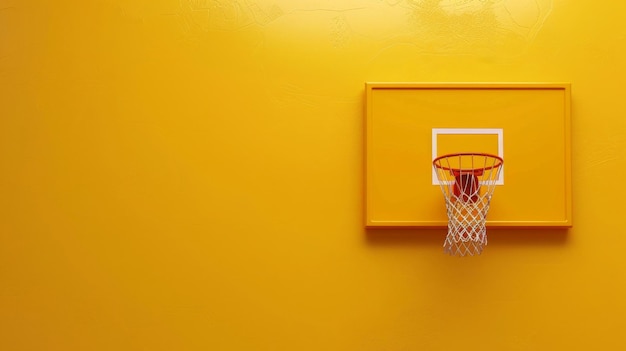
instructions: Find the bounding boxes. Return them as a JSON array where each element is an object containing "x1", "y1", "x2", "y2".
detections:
[{"x1": 365, "y1": 83, "x2": 572, "y2": 228}]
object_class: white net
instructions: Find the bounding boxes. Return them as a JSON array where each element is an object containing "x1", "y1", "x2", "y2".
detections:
[{"x1": 433, "y1": 153, "x2": 503, "y2": 257}]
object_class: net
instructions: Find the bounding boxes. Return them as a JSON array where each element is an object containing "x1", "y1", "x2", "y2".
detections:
[{"x1": 432, "y1": 153, "x2": 503, "y2": 257}]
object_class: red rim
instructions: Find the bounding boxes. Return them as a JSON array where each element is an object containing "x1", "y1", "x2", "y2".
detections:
[{"x1": 432, "y1": 152, "x2": 504, "y2": 173}]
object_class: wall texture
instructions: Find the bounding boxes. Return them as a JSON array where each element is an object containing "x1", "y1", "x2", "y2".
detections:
[{"x1": 1, "y1": 1, "x2": 625, "y2": 350}]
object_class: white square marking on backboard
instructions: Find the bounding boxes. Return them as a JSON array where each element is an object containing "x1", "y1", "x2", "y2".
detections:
[{"x1": 431, "y1": 128, "x2": 504, "y2": 185}]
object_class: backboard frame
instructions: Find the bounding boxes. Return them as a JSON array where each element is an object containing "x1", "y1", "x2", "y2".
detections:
[{"x1": 364, "y1": 82, "x2": 572, "y2": 228}]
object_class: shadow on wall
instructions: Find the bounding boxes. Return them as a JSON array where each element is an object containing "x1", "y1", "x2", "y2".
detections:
[{"x1": 365, "y1": 228, "x2": 569, "y2": 248}]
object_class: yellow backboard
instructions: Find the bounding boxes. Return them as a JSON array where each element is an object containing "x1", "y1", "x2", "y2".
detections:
[{"x1": 365, "y1": 83, "x2": 572, "y2": 228}]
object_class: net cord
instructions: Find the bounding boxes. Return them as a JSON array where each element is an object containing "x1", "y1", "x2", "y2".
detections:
[{"x1": 433, "y1": 154, "x2": 503, "y2": 257}]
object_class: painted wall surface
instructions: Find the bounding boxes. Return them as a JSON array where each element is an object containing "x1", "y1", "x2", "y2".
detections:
[{"x1": 1, "y1": 0, "x2": 625, "y2": 350}]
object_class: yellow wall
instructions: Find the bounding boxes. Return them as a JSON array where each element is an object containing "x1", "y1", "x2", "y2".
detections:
[{"x1": 1, "y1": 1, "x2": 625, "y2": 350}]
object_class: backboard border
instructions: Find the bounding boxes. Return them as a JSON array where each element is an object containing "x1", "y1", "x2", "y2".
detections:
[{"x1": 364, "y1": 82, "x2": 572, "y2": 228}]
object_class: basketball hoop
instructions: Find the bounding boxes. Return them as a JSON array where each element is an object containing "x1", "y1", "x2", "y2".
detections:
[{"x1": 433, "y1": 153, "x2": 503, "y2": 257}]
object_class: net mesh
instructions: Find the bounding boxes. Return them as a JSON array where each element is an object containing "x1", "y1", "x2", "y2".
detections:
[{"x1": 433, "y1": 153, "x2": 503, "y2": 257}]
